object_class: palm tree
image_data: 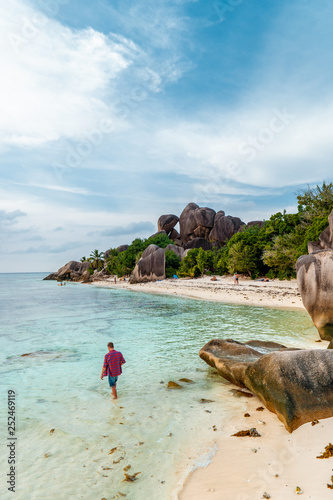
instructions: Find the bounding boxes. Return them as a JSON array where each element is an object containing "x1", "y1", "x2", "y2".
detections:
[
  {"x1": 80, "y1": 256, "x2": 88, "y2": 262},
  {"x1": 89, "y1": 249, "x2": 104, "y2": 270}
]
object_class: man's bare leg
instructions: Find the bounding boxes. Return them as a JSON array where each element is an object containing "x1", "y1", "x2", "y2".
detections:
[{"x1": 111, "y1": 385, "x2": 118, "y2": 399}]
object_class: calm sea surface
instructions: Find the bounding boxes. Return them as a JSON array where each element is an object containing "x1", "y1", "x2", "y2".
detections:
[{"x1": 0, "y1": 273, "x2": 316, "y2": 500}]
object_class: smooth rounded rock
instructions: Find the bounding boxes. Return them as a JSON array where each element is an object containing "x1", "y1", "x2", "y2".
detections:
[{"x1": 296, "y1": 249, "x2": 333, "y2": 345}]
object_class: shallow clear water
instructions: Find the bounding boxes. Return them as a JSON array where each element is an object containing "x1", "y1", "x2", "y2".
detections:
[{"x1": 0, "y1": 274, "x2": 317, "y2": 500}]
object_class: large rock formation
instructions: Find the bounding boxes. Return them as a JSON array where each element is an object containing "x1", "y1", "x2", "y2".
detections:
[
  {"x1": 177, "y1": 204, "x2": 245, "y2": 247},
  {"x1": 200, "y1": 339, "x2": 333, "y2": 432},
  {"x1": 179, "y1": 203, "x2": 216, "y2": 243},
  {"x1": 246, "y1": 220, "x2": 265, "y2": 229},
  {"x1": 43, "y1": 261, "x2": 90, "y2": 281},
  {"x1": 296, "y1": 209, "x2": 333, "y2": 347},
  {"x1": 184, "y1": 238, "x2": 212, "y2": 251},
  {"x1": 307, "y1": 209, "x2": 333, "y2": 252},
  {"x1": 157, "y1": 214, "x2": 179, "y2": 234},
  {"x1": 117, "y1": 244, "x2": 129, "y2": 253},
  {"x1": 297, "y1": 250, "x2": 333, "y2": 347},
  {"x1": 165, "y1": 244, "x2": 184, "y2": 260},
  {"x1": 131, "y1": 246, "x2": 165, "y2": 283},
  {"x1": 209, "y1": 212, "x2": 245, "y2": 243}
]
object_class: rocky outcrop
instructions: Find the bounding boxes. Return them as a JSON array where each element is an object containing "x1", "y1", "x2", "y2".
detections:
[
  {"x1": 296, "y1": 250, "x2": 333, "y2": 346},
  {"x1": 142, "y1": 244, "x2": 160, "y2": 259},
  {"x1": 117, "y1": 244, "x2": 129, "y2": 253},
  {"x1": 165, "y1": 244, "x2": 184, "y2": 260},
  {"x1": 307, "y1": 209, "x2": 333, "y2": 251},
  {"x1": 43, "y1": 261, "x2": 90, "y2": 281},
  {"x1": 131, "y1": 247, "x2": 165, "y2": 283},
  {"x1": 246, "y1": 220, "x2": 265, "y2": 229},
  {"x1": 169, "y1": 228, "x2": 181, "y2": 243},
  {"x1": 158, "y1": 214, "x2": 179, "y2": 234},
  {"x1": 200, "y1": 339, "x2": 333, "y2": 432},
  {"x1": 147, "y1": 230, "x2": 166, "y2": 239},
  {"x1": 92, "y1": 268, "x2": 110, "y2": 281},
  {"x1": 296, "y1": 209, "x2": 333, "y2": 347},
  {"x1": 184, "y1": 238, "x2": 212, "y2": 251},
  {"x1": 209, "y1": 213, "x2": 245, "y2": 243},
  {"x1": 179, "y1": 203, "x2": 216, "y2": 243},
  {"x1": 43, "y1": 273, "x2": 58, "y2": 281}
]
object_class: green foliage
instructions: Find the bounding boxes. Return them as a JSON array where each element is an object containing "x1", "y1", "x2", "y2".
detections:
[
  {"x1": 228, "y1": 241, "x2": 258, "y2": 277},
  {"x1": 226, "y1": 225, "x2": 268, "y2": 278},
  {"x1": 178, "y1": 248, "x2": 216, "y2": 277},
  {"x1": 214, "y1": 246, "x2": 229, "y2": 275},
  {"x1": 297, "y1": 181, "x2": 333, "y2": 220},
  {"x1": 165, "y1": 250, "x2": 181, "y2": 278},
  {"x1": 145, "y1": 233, "x2": 172, "y2": 249},
  {"x1": 86, "y1": 182, "x2": 333, "y2": 281},
  {"x1": 263, "y1": 233, "x2": 304, "y2": 279},
  {"x1": 89, "y1": 249, "x2": 104, "y2": 271},
  {"x1": 177, "y1": 249, "x2": 198, "y2": 277},
  {"x1": 103, "y1": 233, "x2": 173, "y2": 278},
  {"x1": 298, "y1": 215, "x2": 330, "y2": 254}
]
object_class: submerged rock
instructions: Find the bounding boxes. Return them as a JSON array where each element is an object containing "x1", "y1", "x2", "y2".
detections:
[
  {"x1": 200, "y1": 338, "x2": 333, "y2": 432},
  {"x1": 167, "y1": 381, "x2": 182, "y2": 389}
]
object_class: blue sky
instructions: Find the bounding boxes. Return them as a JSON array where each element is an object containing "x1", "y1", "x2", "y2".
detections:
[{"x1": 1, "y1": 0, "x2": 333, "y2": 272}]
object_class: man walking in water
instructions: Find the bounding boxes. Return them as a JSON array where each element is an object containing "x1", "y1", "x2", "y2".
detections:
[{"x1": 100, "y1": 342, "x2": 126, "y2": 399}]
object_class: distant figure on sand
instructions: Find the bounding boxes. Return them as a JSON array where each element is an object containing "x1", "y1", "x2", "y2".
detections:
[
  {"x1": 100, "y1": 342, "x2": 126, "y2": 399},
  {"x1": 233, "y1": 273, "x2": 240, "y2": 285}
]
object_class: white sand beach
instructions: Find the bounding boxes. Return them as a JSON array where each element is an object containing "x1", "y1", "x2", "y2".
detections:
[{"x1": 92, "y1": 275, "x2": 305, "y2": 311}]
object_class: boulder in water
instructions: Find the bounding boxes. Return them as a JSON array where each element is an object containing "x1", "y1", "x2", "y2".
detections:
[{"x1": 200, "y1": 339, "x2": 333, "y2": 432}]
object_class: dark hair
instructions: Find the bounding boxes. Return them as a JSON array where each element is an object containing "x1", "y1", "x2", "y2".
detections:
[{"x1": 107, "y1": 342, "x2": 114, "y2": 348}]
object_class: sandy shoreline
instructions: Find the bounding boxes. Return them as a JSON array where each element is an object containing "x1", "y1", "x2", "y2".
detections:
[
  {"x1": 91, "y1": 275, "x2": 305, "y2": 311},
  {"x1": 180, "y1": 390, "x2": 333, "y2": 500},
  {"x1": 91, "y1": 276, "x2": 333, "y2": 499}
]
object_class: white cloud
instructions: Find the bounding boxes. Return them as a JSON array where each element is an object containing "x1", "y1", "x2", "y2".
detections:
[
  {"x1": 0, "y1": 1, "x2": 138, "y2": 146},
  {"x1": 151, "y1": 102, "x2": 333, "y2": 190}
]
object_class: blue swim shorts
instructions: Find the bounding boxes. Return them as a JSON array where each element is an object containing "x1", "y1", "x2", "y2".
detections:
[{"x1": 108, "y1": 375, "x2": 118, "y2": 387}]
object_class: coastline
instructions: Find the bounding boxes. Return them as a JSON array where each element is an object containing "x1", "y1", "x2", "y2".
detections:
[
  {"x1": 90, "y1": 275, "x2": 305, "y2": 311},
  {"x1": 91, "y1": 275, "x2": 333, "y2": 499}
]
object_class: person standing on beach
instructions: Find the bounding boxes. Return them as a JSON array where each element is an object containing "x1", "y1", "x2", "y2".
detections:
[
  {"x1": 100, "y1": 342, "x2": 126, "y2": 399},
  {"x1": 233, "y1": 273, "x2": 240, "y2": 285}
]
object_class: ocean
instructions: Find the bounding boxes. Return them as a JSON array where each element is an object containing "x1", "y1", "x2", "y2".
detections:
[{"x1": 0, "y1": 273, "x2": 316, "y2": 500}]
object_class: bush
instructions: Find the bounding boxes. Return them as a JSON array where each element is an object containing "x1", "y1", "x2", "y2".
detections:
[{"x1": 165, "y1": 250, "x2": 181, "y2": 278}]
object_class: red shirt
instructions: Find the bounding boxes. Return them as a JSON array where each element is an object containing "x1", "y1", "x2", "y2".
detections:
[{"x1": 103, "y1": 350, "x2": 126, "y2": 377}]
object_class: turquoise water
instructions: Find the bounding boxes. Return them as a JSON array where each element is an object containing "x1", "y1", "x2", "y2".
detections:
[{"x1": 0, "y1": 274, "x2": 317, "y2": 500}]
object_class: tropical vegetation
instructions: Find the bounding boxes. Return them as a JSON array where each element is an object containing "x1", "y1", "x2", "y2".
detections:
[{"x1": 82, "y1": 182, "x2": 333, "y2": 280}]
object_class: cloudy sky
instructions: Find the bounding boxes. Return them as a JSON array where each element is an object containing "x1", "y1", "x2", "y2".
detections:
[{"x1": 1, "y1": 0, "x2": 333, "y2": 272}]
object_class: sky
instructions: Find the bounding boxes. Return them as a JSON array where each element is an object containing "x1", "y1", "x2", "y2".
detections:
[{"x1": 1, "y1": 0, "x2": 333, "y2": 272}]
